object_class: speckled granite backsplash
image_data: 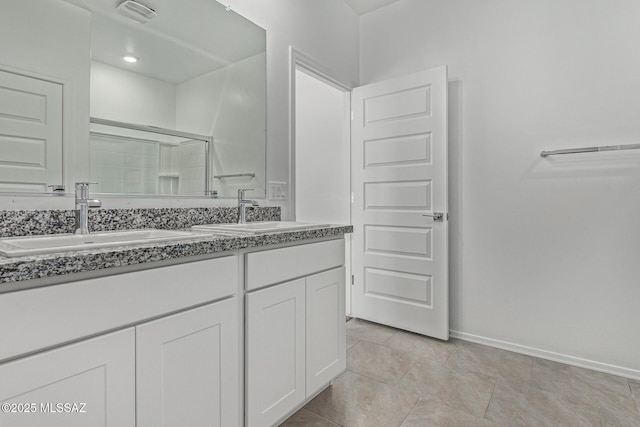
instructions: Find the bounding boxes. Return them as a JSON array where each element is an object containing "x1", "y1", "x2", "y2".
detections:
[{"x1": 0, "y1": 207, "x2": 280, "y2": 238}]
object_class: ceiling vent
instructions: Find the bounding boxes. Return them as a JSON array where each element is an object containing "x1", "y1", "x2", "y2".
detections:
[{"x1": 116, "y1": 0, "x2": 157, "y2": 24}]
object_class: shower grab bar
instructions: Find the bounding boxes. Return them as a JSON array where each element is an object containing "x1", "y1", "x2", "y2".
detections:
[
  {"x1": 213, "y1": 173, "x2": 256, "y2": 179},
  {"x1": 541, "y1": 143, "x2": 640, "y2": 158}
]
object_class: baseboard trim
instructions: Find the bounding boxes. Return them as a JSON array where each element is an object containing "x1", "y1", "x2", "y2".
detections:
[{"x1": 449, "y1": 330, "x2": 640, "y2": 381}]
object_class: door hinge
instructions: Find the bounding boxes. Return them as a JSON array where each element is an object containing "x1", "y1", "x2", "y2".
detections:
[
  {"x1": 350, "y1": 110, "x2": 354, "y2": 121},
  {"x1": 351, "y1": 275, "x2": 355, "y2": 286},
  {"x1": 351, "y1": 192, "x2": 355, "y2": 203}
]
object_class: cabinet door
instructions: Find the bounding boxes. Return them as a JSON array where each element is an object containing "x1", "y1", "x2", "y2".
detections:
[
  {"x1": 0, "y1": 328, "x2": 135, "y2": 427},
  {"x1": 136, "y1": 298, "x2": 239, "y2": 427},
  {"x1": 246, "y1": 279, "x2": 306, "y2": 427},
  {"x1": 306, "y1": 267, "x2": 346, "y2": 395}
]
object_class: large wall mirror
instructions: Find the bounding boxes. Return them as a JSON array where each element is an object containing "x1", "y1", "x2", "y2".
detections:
[{"x1": 67, "y1": 0, "x2": 266, "y2": 198}]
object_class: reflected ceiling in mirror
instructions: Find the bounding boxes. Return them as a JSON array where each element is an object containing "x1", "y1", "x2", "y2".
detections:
[
  {"x1": 87, "y1": 0, "x2": 264, "y2": 85},
  {"x1": 66, "y1": 0, "x2": 266, "y2": 198}
]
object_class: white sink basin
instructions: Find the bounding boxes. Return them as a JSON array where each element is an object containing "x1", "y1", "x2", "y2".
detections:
[
  {"x1": 192, "y1": 221, "x2": 329, "y2": 235},
  {"x1": 0, "y1": 229, "x2": 211, "y2": 257}
]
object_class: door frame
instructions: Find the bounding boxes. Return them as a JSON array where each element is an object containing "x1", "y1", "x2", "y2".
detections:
[
  {"x1": 288, "y1": 46, "x2": 352, "y2": 220},
  {"x1": 288, "y1": 46, "x2": 353, "y2": 313}
]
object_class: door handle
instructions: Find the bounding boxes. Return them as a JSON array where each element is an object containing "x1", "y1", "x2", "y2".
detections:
[{"x1": 422, "y1": 212, "x2": 445, "y2": 222}]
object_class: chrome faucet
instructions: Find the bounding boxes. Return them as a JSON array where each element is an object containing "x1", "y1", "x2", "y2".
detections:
[
  {"x1": 237, "y1": 189, "x2": 259, "y2": 224},
  {"x1": 74, "y1": 182, "x2": 102, "y2": 235}
]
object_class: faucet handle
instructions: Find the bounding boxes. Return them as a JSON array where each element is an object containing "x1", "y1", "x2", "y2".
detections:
[
  {"x1": 74, "y1": 182, "x2": 98, "y2": 190},
  {"x1": 238, "y1": 188, "x2": 254, "y2": 199},
  {"x1": 75, "y1": 182, "x2": 98, "y2": 198}
]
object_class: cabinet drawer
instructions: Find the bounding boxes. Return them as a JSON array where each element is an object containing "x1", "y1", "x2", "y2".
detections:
[
  {"x1": 245, "y1": 239, "x2": 344, "y2": 291},
  {"x1": 0, "y1": 255, "x2": 238, "y2": 362}
]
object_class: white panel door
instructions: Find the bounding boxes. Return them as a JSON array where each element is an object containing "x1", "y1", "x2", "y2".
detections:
[
  {"x1": 0, "y1": 328, "x2": 135, "y2": 427},
  {"x1": 351, "y1": 66, "x2": 449, "y2": 340},
  {"x1": 136, "y1": 299, "x2": 239, "y2": 427},
  {"x1": 246, "y1": 279, "x2": 306, "y2": 427},
  {"x1": 0, "y1": 69, "x2": 63, "y2": 192},
  {"x1": 306, "y1": 267, "x2": 346, "y2": 395}
]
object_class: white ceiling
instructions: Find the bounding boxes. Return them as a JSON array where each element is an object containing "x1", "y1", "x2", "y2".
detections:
[
  {"x1": 64, "y1": 0, "x2": 265, "y2": 84},
  {"x1": 342, "y1": 0, "x2": 400, "y2": 15},
  {"x1": 61, "y1": 0, "x2": 397, "y2": 84}
]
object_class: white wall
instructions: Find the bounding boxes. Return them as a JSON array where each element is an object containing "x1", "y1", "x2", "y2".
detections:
[
  {"x1": 90, "y1": 133, "x2": 159, "y2": 194},
  {"x1": 216, "y1": 0, "x2": 359, "y2": 216},
  {"x1": 176, "y1": 141, "x2": 207, "y2": 195},
  {"x1": 0, "y1": 0, "x2": 90, "y2": 193},
  {"x1": 294, "y1": 70, "x2": 350, "y2": 225},
  {"x1": 91, "y1": 61, "x2": 177, "y2": 128},
  {"x1": 360, "y1": 0, "x2": 640, "y2": 377},
  {"x1": 294, "y1": 69, "x2": 352, "y2": 313},
  {"x1": 177, "y1": 53, "x2": 266, "y2": 197},
  {"x1": 89, "y1": 61, "x2": 178, "y2": 194}
]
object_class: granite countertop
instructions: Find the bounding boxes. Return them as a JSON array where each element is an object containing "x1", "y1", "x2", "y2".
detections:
[{"x1": 0, "y1": 225, "x2": 353, "y2": 287}]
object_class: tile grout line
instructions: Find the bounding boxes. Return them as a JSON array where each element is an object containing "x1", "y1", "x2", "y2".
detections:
[
  {"x1": 297, "y1": 406, "x2": 344, "y2": 427},
  {"x1": 397, "y1": 396, "x2": 422, "y2": 427},
  {"x1": 331, "y1": 368, "x2": 423, "y2": 425},
  {"x1": 382, "y1": 326, "x2": 400, "y2": 344},
  {"x1": 317, "y1": 411, "x2": 344, "y2": 427},
  {"x1": 596, "y1": 407, "x2": 607, "y2": 427},
  {"x1": 357, "y1": 336, "x2": 429, "y2": 387},
  {"x1": 347, "y1": 338, "x2": 363, "y2": 352},
  {"x1": 344, "y1": 321, "x2": 639, "y2": 426},
  {"x1": 345, "y1": 365, "x2": 407, "y2": 389},
  {"x1": 629, "y1": 380, "x2": 640, "y2": 416},
  {"x1": 482, "y1": 376, "x2": 499, "y2": 421},
  {"x1": 444, "y1": 340, "x2": 459, "y2": 365},
  {"x1": 528, "y1": 357, "x2": 536, "y2": 385},
  {"x1": 379, "y1": 333, "x2": 425, "y2": 385}
]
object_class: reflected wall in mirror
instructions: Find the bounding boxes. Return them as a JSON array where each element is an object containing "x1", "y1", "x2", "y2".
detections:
[{"x1": 68, "y1": 0, "x2": 266, "y2": 197}]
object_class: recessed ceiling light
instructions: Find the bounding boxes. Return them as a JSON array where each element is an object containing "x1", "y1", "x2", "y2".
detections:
[{"x1": 123, "y1": 55, "x2": 138, "y2": 63}]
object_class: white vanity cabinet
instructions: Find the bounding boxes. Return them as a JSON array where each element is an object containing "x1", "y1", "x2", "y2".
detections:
[
  {"x1": 245, "y1": 239, "x2": 346, "y2": 427},
  {"x1": 0, "y1": 328, "x2": 136, "y2": 427},
  {"x1": 136, "y1": 298, "x2": 238, "y2": 427},
  {"x1": 305, "y1": 267, "x2": 346, "y2": 395},
  {"x1": 0, "y1": 255, "x2": 240, "y2": 427},
  {"x1": 246, "y1": 278, "x2": 306, "y2": 427}
]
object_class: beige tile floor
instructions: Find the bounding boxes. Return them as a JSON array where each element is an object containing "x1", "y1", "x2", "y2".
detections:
[{"x1": 281, "y1": 319, "x2": 640, "y2": 427}]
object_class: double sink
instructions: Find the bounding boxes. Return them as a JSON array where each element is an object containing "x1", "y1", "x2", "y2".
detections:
[{"x1": 0, "y1": 222, "x2": 327, "y2": 258}]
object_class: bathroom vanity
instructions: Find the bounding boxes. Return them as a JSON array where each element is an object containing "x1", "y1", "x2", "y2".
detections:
[
  {"x1": 0, "y1": 221, "x2": 352, "y2": 427},
  {"x1": 245, "y1": 239, "x2": 346, "y2": 427},
  {"x1": 0, "y1": 256, "x2": 238, "y2": 426}
]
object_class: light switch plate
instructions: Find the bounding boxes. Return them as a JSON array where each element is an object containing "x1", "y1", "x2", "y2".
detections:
[{"x1": 268, "y1": 181, "x2": 287, "y2": 201}]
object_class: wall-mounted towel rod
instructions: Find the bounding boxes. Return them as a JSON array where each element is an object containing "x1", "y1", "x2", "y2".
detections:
[
  {"x1": 213, "y1": 173, "x2": 256, "y2": 179},
  {"x1": 541, "y1": 143, "x2": 640, "y2": 158}
]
